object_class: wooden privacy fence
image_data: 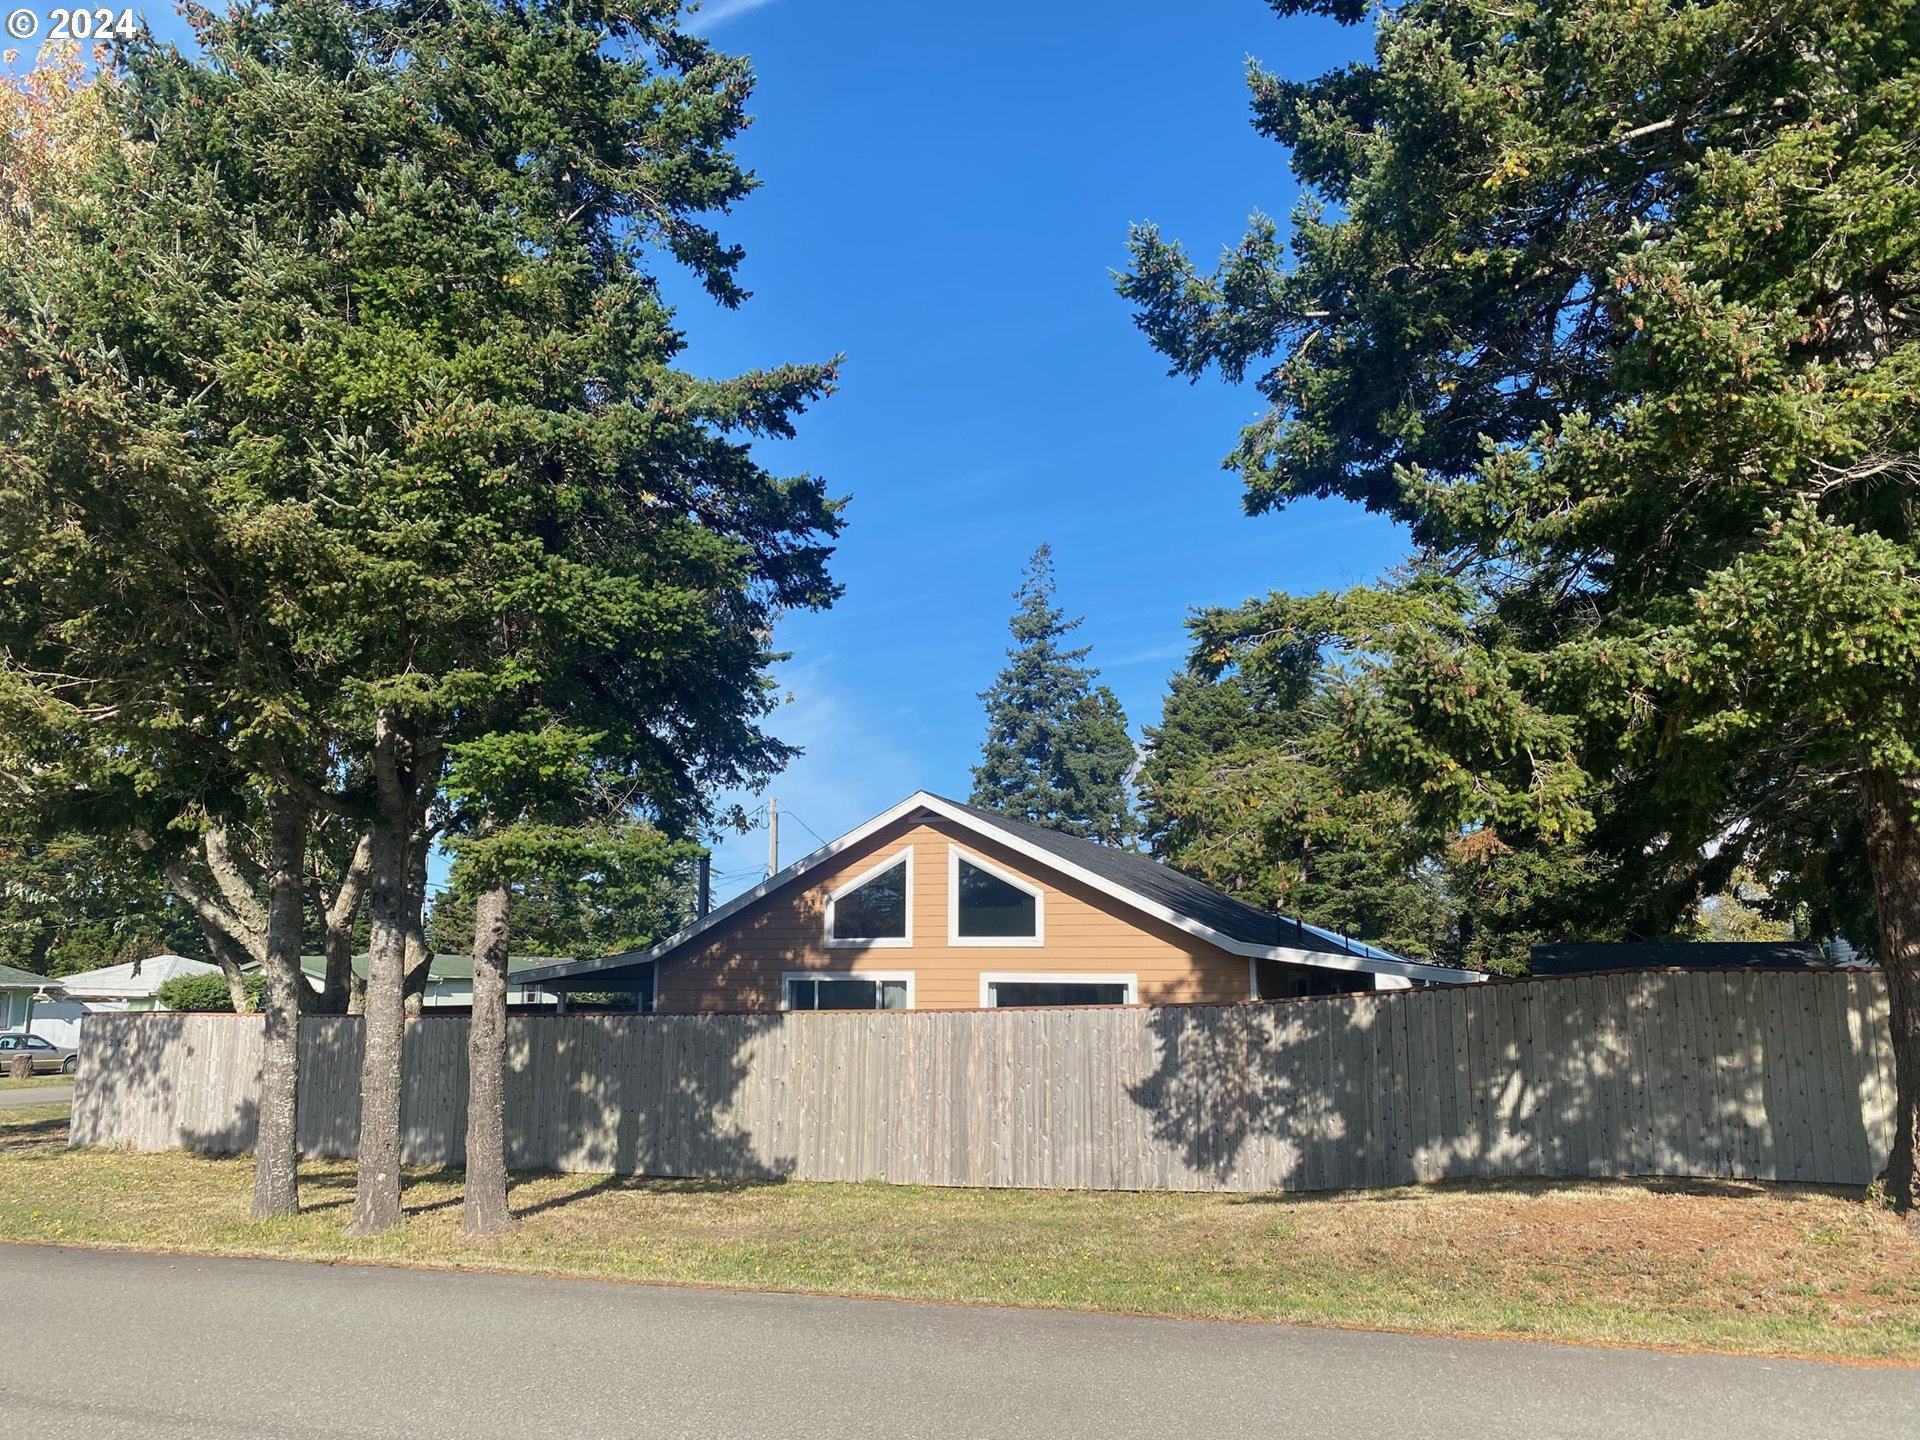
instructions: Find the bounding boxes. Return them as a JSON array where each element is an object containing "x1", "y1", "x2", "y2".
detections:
[{"x1": 71, "y1": 970, "x2": 1895, "y2": 1193}]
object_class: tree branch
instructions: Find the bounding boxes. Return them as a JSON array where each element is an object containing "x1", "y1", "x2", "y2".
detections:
[{"x1": 203, "y1": 824, "x2": 269, "y2": 936}]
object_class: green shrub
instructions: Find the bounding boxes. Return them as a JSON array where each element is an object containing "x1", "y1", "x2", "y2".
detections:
[{"x1": 155, "y1": 970, "x2": 265, "y2": 1013}]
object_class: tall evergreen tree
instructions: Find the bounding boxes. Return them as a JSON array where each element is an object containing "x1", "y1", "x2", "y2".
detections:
[
  {"x1": 972, "y1": 546, "x2": 1136, "y2": 845},
  {"x1": 0, "y1": 825, "x2": 205, "y2": 979},
  {"x1": 1139, "y1": 660, "x2": 1451, "y2": 961},
  {"x1": 428, "y1": 824, "x2": 692, "y2": 958},
  {"x1": 2, "y1": 0, "x2": 842, "y2": 1232},
  {"x1": 1122, "y1": 0, "x2": 1920, "y2": 1204}
]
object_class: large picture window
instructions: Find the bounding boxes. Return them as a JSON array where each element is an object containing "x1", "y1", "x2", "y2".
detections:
[
  {"x1": 783, "y1": 973, "x2": 912, "y2": 1011},
  {"x1": 979, "y1": 973, "x2": 1136, "y2": 1008},
  {"x1": 947, "y1": 846, "x2": 1043, "y2": 946},
  {"x1": 825, "y1": 851, "x2": 912, "y2": 947}
]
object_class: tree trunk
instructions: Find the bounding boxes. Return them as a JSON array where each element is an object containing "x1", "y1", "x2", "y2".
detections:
[
  {"x1": 1861, "y1": 766, "x2": 1920, "y2": 1215},
  {"x1": 252, "y1": 793, "x2": 309, "y2": 1220},
  {"x1": 463, "y1": 874, "x2": 516, "y2": 1236},
  {"x1": 201, "y1": 926, "x2": 255, "y2": 1013},
  {"x1": 346, "y1": 713, "x2": 414, "y2": 1237},
  {"x1": 315, "y1": 923, "x2": 357, "y2": 1016},
  {"x1": 314, "y1": 830, "x2": 374, "y2": 1016},
  {"x1": 402, "y1": 832, "x2": 434, "y2": 1018}
]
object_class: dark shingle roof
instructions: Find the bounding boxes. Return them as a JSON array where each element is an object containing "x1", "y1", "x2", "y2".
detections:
[
  {"x1": 0, "y1": 963, "x2": 51, "y2": 989},
  {"x1": 933, "y1": 796, "x2": 1358, "y2": 957},
  {"x1": 1530, "y1": 941, "x2": 1855, "y2": 975}
]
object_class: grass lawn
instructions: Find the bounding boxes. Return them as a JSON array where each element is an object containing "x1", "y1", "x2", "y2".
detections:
[
  {"x1": 2, "y1": 1107, "x2": 1915, "y2": 1363},
  {"x1": 0, "y1": 1074, "x2": 74, "y2": 1090}
]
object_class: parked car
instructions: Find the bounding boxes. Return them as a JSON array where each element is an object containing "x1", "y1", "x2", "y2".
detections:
[{"x1": 0, "y1": 1032, "x2": 78, "y2": 1075}]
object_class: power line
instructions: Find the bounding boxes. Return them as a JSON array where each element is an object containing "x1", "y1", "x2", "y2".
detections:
[{"x1": 783, "y1": 810, "x2": 830, "y2": 850}]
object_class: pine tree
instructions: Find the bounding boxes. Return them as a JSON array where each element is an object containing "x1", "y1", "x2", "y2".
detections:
[
  {"x1": 1, "y1": 0, "x2": 842, "y2": 1232},
  {"x1": 972, "y1": 546, "x2": 1136, "y2": 845},
  {"x1": 1122, "y1": 0, "x2": 1920, "y2": 1204},
  {"x1": 1141, "y1": 649, "x2": 1482, "y2": 961}
]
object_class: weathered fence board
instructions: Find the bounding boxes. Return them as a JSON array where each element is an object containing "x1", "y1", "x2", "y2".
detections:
[{"x1": 71, "y1": 970, "x2": 1896, "y2": 1193}]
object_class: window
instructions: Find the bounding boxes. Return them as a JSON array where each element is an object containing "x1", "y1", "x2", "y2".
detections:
[
  {"x1": 825, "y1": 851, "x2": 912, "y2": 947},
  {"x1": 980, "y1": 973, "x2": 1137, "y2": 1008},
  {"x1": 948, "y1": 846, "x2": 1043, "y2": 945},
  {"x1": 783, "y1": 973, "x2": 912, "y2": 1011}
]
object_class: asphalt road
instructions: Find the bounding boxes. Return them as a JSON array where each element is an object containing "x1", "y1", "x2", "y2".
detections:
[
  {"x1": 2, "y1": 1245, "x2": 1912, "y2": 1439},
  {"x1": 0, "y1": 1083, "x2": 70, "y2": 1108}
]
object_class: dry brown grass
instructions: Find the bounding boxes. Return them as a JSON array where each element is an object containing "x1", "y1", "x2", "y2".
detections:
[{"x1": 1, "y1": 1122, "x2": 1915, "y2": 1362}]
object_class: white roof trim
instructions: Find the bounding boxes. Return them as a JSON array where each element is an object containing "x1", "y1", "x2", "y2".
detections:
[
  {"x1": 908, "y1": 796, "x2": 1482, "y2": 984},
  {"x1": 515, "y1": 791, "x2": 1486, "y2": 988},
  {"x1": 514, "y1": 794, "x2": 938, "y2": 987}
]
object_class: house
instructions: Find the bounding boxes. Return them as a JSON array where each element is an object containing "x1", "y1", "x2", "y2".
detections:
[
  {"x1": 1530, "y1": 940, "x2": 1874, "y2": 975},
  {"x1": 295, "y1": 953, "x2": 564, "y2": 1011},
  {"x1": 0, "y1": 963, "x2": 56, "y2": 1032},
  {"x1": 518, "y1": 791, "x2": 1482, "y2": 1013},
  {"x1": 53, "y1": 954, "x2": 227, "y2": 1012}
]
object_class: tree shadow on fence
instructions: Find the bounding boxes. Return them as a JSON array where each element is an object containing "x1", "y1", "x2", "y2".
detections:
[
  {"x1": 279, "y1": 1007, "x2": 796, "y2": 1186},
  {"x1": 79, "y1": 997, "x2": 798, "y2": 1193},
  {"x1": 76, "y1": 970, "x2": 1889, "y2": 1200},
  {"x1": 1125, "y1": 972, "x2": 1886, "y2": 1194},
  {"x1": 73, "y1": 1013, "x2": 262, "y2": 1157}
]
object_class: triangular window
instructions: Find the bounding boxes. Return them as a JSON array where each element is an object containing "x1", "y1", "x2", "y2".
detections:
[
  {"x1": 949, "y1": 847, "x2": 1044, "y2": 944},
  {"x1": 827, "y1": 857, "x2": 910, "y2": 944}
]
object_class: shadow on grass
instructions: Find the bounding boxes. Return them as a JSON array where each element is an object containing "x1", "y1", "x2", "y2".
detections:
[
  {"x1": 289, "y1": 1165, "x2": 793, "y2": 1221},
  {"x1": 506, "y1": 1171, "x2": 790, "y2": 1217},
  {"x1": 1224, "y1": 1174, "x2": 1866, "y2": 1206},
  {"x1": 0, "y1": 1115, "x2": 71, "y2": 1152}
]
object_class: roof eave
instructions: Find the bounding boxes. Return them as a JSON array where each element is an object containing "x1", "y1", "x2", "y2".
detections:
[
  {"x1": 513, "y1": 792, "x2": 946, "y2": 988},
  {"x1": 1236, "y1": 941, "x2": 1487, "y2": 984},
  {"x1": 514, "y1": 790, "x2": 1487, "y2": 989}
]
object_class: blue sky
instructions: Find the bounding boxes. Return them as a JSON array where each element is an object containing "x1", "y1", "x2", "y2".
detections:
[
  {"x1": 672, "y1": 1, "x2": 1406, "y2": 900},
  {"x1": 17, "y1": 2, "x2": 1406, "y2": 907}
]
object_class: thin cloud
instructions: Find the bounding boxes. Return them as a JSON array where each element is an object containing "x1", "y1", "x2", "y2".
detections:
[
  {"x1": 703, "y1": 655, "x2": 927, "y2": 901},
  {"x1": 1104, "y1": 639, "x2": 1192, "y2": 669},
  {"x1": 690, "y1": 0, "x2": 778, "y2": 31}
]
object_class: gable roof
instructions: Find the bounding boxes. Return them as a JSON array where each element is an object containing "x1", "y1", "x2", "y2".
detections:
[
  {"x1": 1530, "y1": 941, "x2": 1864, "y2": 975},
  {"x1": 55, "y1": 954, "x2": 220, "y2": 999},
  {"x1": 943, "y1": 796, "x2": 1382, "y2": 956},
  {"x1": 0, "y1": 963, "x2": 54, "y2": 991},
  {"x1": 517, "y1": 791, "x2": 1482, "y2": 989}
]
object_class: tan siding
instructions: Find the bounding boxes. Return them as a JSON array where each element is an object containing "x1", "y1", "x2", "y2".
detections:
[{"x1": 657, "y1": 817, "x2": 1250, "y2": 1013}]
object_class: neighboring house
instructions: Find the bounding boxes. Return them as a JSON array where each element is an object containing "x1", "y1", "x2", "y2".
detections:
[
  {"x1": 519, "y1": 791, "x2": 1482, "y2": 1013},
  {"x1": 1530, "y1": 941, "x2": 1876, "y2": 975},
  {"x1": 54, "y1": 954, "x2": 227, "y2": 1012},
  {"x1": 294, "y1": 954, "x2": 564, "y2": 1012},
  {"x1": 0, "y1": 963, "x2": 56, "y2": 1032}
]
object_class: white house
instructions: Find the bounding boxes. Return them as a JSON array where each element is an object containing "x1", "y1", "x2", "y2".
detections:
[
  {"x1": 0, "y1": 963, "x2": 55, "y2": 1032},
  {"x1": 54, "y1": 954, "x2": 227, "y2": 1012}
]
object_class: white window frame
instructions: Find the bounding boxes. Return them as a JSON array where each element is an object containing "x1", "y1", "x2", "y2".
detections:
[
  {"x1": 947, "y1": 844, "x2": 1045, "y2": 947},
  {"x1": 781, "y1": 970, "x2": 916, "y2": 1012},
  {"x1": 824, "y1": 848, "x2": 914, "y2": 949},
  {"x1": 977, "y1": 972, "x2": 1138, "y2": 1008}
]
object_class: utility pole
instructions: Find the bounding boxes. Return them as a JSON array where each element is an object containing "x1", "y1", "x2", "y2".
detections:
[{"x1": 767, "y1": 796, "x2": 780, "y2": 878}]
